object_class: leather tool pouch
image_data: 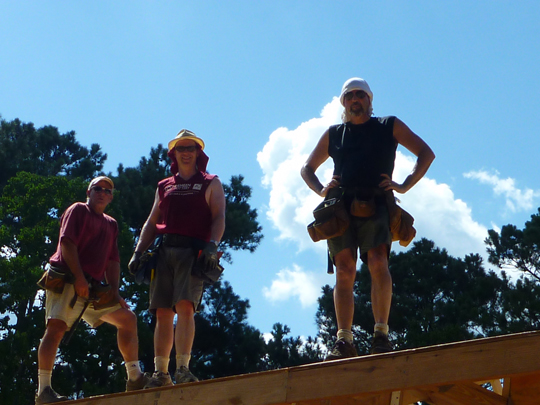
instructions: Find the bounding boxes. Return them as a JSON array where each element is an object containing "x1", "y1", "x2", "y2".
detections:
[
  {"x1": 350, "y1": 197, "x2": 376, "y2": 217},
  {"x1": 37, "y1": 264, "x2": 74, "y2": 294},
  {"x1": 307, "y1": 192, "x2": 349, "y2": 242},
  {"x1": 385, "y1": 190, "x2": 416, "y2": 247},
  {"x1": 91, "y1": 281, "x2": 117, "y2": 310},
  {"x1": 350, "y1": 188, "x2": 376, "y2": 217}
]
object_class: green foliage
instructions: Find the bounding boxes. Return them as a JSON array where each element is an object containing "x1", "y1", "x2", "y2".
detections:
[
  {"x1": 486, "y1": 208, "x2": 540, "y2": 281},
  {"x1": 263, "y1": 323, "x2": 324, "y2": 369},
  {"x1": 0, "y1": 117, "x2": 106, "y2": 191},
  {"x1": 192, "y1": 281, "x2": 267, "y2": 378},
  {"x1": 0, "y1": 173, "x2": 87, "y2": 404},
  {"x1": 112, "y1": 145, "x2": 170, "y2": 235},
  {"x1": 221, "y1": 175, "x2": 263, "y2": 262}
]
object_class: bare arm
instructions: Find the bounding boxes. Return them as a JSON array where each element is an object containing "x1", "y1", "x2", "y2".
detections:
[
  {"x1": 134, "y1": 188, "x2": 161, "y2": 253},
  {"x1": 61, "y1": 237, "x2": 89, "y2": 299},
  {"x1": 206, "y1": 177, "x2": 226, "y2": 243},
  {"x1": 380, "y1": 118, "x2": 435, "y2": 194},
  {"x1": 300, "y1": 129, "x2": 339, "y2": 197}
]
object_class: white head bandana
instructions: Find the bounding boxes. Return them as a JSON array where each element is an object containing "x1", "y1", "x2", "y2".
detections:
[{"x1": 339, "y1": 77, "x2": 373, "y2": 106}]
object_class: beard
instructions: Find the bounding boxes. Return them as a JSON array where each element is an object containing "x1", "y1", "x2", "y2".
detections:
[{"x1": 348, "y1": 102, "x2": 364, "y2": 116}]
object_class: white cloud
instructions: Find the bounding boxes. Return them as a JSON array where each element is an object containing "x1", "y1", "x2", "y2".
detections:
[
  {"x1": 464, "y1": 169, "x2": 540, "y2": 213},
  {"x1": 262, "y1": 264, "x2": 324, "y2": 308},
  {"x1": 257, "y1": 98, "x2": 495, "y2": 305}
]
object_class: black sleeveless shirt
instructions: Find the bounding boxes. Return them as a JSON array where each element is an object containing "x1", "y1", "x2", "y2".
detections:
[{"x1": 328, "y1": 116, "x2": 397, "y2": 189}]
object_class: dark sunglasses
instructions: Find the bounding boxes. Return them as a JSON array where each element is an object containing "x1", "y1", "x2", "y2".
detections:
[
  {"x1": 175, "y1": 145, "x2": 198, "y2": 153},
  {"x1": 91, "y1": 186, "x2": 113, "y2": 195},
  {"x1": 344, "y1": 90, "x2": 368, "y2": 101}
]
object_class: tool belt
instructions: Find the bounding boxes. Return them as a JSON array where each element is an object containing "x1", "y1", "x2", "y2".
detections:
[
  {"x1": 307, "y1": 188, "x2": 349, "y2": 242},
  {"x1": 38, "y1": 264, "x2": 118, "y2": 309},
  {"x1": 89, "y1": 279, "x2": 117, "y2": 310},
  {"x1": 162, "y1": 233, "x2": 196, "y2": 248},
  {"x1": 384, "y1": 190, "x2": 416, "y2": 247},
  {"x1": 347, "y1": 187, "x2": 382, "y2": 218},
  {"x1": 37, "y1": 264, "x2": 75, "y2": 294}
]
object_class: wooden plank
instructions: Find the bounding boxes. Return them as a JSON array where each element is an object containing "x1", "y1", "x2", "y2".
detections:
[
  {"x1": 61, "y1": 332, "x2": 540, "y2": 405},
  {"x1": 65, "y1": 369, "x2": 289, "y2": 405},
  {"x1": 507, "y1": 372, "x2": 540, "y2": 405},
  {"x1": 416, "y1": 382, "x2": 506, "y2": 405},
  {"x1": 399, "y1": 388, "x2": 430, "y2": 404},
  {"x1": 286, "y1": 331, "x2": 540, "y2": 402}
]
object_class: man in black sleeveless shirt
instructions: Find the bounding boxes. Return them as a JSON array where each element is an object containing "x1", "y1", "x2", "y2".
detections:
[{"x1": 301, "y1": 78, "x2": 435, "y2": 358}]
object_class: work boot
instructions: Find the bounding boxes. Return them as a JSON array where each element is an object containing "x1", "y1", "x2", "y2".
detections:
[
  {"x1": 370, "y1": 331, "x2": 393, "y2": 354},
  {"x1": 125, "y1": 372, "x2": 151, "y2": 391},
  {"x1": 35, "y1": 386, "x2": 68, "y2": 404},
  {"x1": 324, "y1": 338, "x2": 358, "y2": 361},
  {"x1": 174, "y1": 366, "x2": 199, "y2": 384},
  {"x1": 144, "y1": 371, "x2": 173, "y2": 388}
]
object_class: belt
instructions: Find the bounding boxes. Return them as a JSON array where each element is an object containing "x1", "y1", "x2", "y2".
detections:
[{"x1": 162, "y1": 234, "x2": 194, "y2": 248}]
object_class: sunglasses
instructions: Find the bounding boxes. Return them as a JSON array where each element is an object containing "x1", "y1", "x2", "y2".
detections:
[
  {"x1": 91, "y1": 186, "x2": 113, "y2": 195},
  {"x1": 344, "y1": 90, "x2": 368, "y2": 101},
  {"x1": 175, "y1": 145, "x2": 198, "y2": 153}
]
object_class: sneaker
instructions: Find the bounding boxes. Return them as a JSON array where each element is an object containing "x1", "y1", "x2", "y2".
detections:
[
  {"x1": 370, "y1": 331, "x2": 393, "y2": 354},
  {"x1": 324, "y1": 338, "x2": 358, "y2": 361},
  {"x1": 174, "y1": 366, "x2": 199, "y2": 384},
  {"x1": 35, "y1": 386, "x2": 68, "y2": 404},
  {"x1": 126, "y1": 372, "x2": 151, "y2": 391},
  {"x1": 144, "y1": 371, "x2": 174, "y2": 389}
]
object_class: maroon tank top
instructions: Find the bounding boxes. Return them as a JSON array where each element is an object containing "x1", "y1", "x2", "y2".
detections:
[{"x1": 156, "y1": 172, "x2": 216, "y2": 241}]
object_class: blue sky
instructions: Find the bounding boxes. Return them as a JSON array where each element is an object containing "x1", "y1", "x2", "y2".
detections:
[{"x1": 1, "y1": 1, "x2": 539, "y2": 339}]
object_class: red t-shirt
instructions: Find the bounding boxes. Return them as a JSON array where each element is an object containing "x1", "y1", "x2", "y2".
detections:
[
  {"x1": 156, "y1": 172, "x2": 216, "y2": 241},
  {"x1": 49, "y1": 202, "x2": 120, "y2": 281}
]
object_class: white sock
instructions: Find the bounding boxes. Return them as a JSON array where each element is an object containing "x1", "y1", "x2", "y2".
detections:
[
  {"x1": 374, "y1": 323, "x2": 389, "y2": 335},
  {"x1": 38, "y1": 369, "x2": 52, "y2": 395},
  {"x1": 337, "y1": 329, "x2": 354, "y2": 343},
  {"x1": 176, "y1": 354, "x2": 191, "y2": 370},
  {"x1": 155, "y1": 356, "x2": 170, "y2": 374},
  {"x1": 125, "y1": 360, "x2": 142, "y2": 381}
]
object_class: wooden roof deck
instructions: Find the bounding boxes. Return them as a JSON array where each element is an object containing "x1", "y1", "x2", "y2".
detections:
[{"x1": 67, "y1": 330, "x2": 540, "y2": 405}]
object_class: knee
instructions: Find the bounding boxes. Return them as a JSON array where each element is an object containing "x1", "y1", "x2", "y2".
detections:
[
  {"x1": 115, "y1": 309, "x2": 138, "y2": 331},
  {"x1": 156, "y1": 308, "x2": 175, "y2": 323},
  {"x1": 368, "y1": 246, "x2": 389, "y2": 273},
  {"x1": 175, "y1": 300, "x2": 195, "y2": 318},
  {"x1": 43, "y1": 319, "x2": 68, "y2": 342},
  {"x1": 335, "y1": 264, "x2": 357, "y2": 286},
  {"x1": 368, "y1": 258, "x2": 391, "y2": 283}
]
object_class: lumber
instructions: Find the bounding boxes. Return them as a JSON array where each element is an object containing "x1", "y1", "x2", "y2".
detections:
[{"x1": 63, "y1": 331, "x2": 540, "y2": 405}]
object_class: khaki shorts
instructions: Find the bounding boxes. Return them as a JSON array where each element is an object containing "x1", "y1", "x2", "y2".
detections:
[
  {"x1": 45, "y1": 283, "x2": 122, "y2": 329},
  {"x1": 328, "y1": 202, "x2": 391, "y2": 264},
  {"x1": 149, "y1": 245, "x2": 204, "y2": 313}
]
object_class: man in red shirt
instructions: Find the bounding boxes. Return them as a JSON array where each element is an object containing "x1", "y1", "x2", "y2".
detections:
[
  {"x1": 36, "y1": 176, "x2": 148, "y2": 404},
  {"x1": 129, "y1": 130, "x2": 226, "y2": 387}
]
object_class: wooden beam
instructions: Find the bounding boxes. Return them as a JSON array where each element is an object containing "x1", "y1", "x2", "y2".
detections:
[
  {"x1": 63, "y1": 331, "x2": 540, "y2": 405},
  {"x1": 286, "y1": 331, "x2": 540, "y2": 402},
  {"x1": 507, "y1": 372, "x2": 540, "y2": 405},
  {"x1": 414, "y1": 381, "x2": 506, "y2": 405},
  {"x1": 66, "y1": 369, "x2": 290, "y2": 405}
]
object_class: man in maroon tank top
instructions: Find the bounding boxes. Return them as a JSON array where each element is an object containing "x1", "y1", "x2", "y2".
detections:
[{"x1": 129, "y1": 130, "x2": 225, "y2": 387}]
